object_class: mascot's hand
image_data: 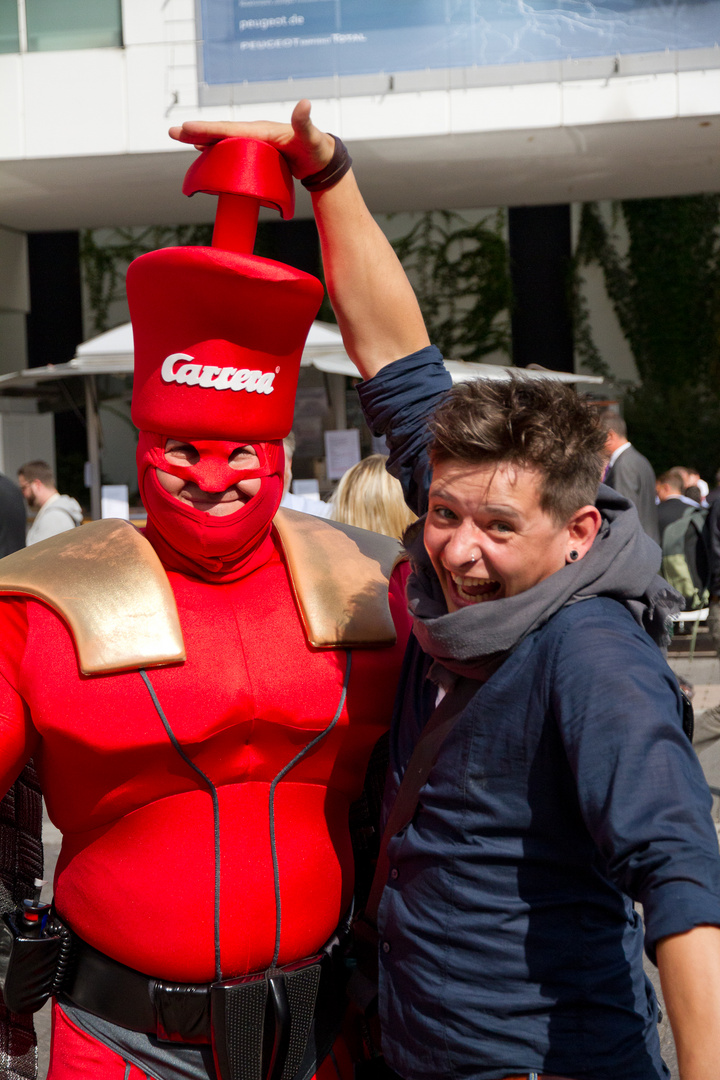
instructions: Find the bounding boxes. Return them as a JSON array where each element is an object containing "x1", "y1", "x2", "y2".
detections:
[{"x1": 168, "y1": 99, "x2": 334, "y2": 181}]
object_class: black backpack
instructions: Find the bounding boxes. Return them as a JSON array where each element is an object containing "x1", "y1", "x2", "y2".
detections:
[{"x1": 661, "y1": 506, "x2": 709, "y2": 611}]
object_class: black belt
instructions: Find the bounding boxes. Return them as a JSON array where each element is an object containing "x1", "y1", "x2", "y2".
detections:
[
  {"x1": 61, "y1": 929, "x2": 349, "y2": 1080},
  {"x1": 63, "y1": 936, "x2": 212, "y2": 1041}
]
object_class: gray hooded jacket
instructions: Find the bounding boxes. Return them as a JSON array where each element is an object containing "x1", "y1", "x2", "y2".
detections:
[{"x1": 26, "y1": 494, "x2": 83, "y2": 545}]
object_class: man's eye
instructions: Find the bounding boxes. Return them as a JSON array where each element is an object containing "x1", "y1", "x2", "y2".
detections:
[
  {"x1": 164, "y1": 442, "x2": 198, "y2": 466},
  {"x1": 490, "y1": 521, "x2": 513, "y2": 534},
  {"x1": 431, "y1": 505, "x2": 455, "y2": 521},
  {"x1": 229, "y1": 446, "x2": 260, "y2": 470}
]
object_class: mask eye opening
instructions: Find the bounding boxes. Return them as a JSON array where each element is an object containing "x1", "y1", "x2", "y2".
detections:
[
  {"x1": 163, "y1": 439, "x2": 200, "y2": 467},
  {"x1": 228, "y1": 445, "x2": 261, "y2": 471}
]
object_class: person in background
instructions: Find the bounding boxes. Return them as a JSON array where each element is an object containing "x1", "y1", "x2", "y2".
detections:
[
  {"x1": 682, "y1": 468, "x2": 708, "y2": 504},
  {"x1": 671, "y1": 467, "x2": 707, "y2": 507},
  {"x1": 330, "y1": 454, "x2": 416, "y2": 540},
  {"x1": 601, "y1": 414, "x2": 660, "y2": 542},
  {"x1": 0, "y1": 472, "x2": 26, "y2": 557},
  {"x1": 279, "y1": 431, "x2": 332, "y2": 517},
  {"x1": 17, "y1": 460, "x2": 83, "y2": 545},
  {"x1": 691, "y1": 471, "x2": 709, "y2": 501},
  {"x1": 657, "y1": 468, "x2": 693, "y2": 539}
]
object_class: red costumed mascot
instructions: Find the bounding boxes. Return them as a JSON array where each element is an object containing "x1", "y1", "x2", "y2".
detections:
[{"x1": 0, "y1": 138, "x2": 409, "y2": 1080}]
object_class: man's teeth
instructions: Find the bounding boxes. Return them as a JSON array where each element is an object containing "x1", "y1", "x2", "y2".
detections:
[{"x1": 450, "y1": 574, "x2": 500, "y2": 602}]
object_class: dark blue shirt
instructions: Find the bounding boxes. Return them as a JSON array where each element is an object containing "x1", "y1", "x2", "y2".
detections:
[{"x1": 358, "y1": 349, "x2": 720, "y2": 1080}]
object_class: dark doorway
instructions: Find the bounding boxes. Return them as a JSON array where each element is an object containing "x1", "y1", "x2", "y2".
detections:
[
  {"x1": 26, "y1": 231, "x2": 87, "y2": 505},
  {"x1": 508, "y1": 205, "x2": 574, "y2": 373}
]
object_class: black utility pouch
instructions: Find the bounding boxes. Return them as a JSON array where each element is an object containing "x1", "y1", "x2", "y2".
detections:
[
  {"x1": 0, "y1": 907, "x2": 61, "y2": 1013},
  {"x1": 211, "y1": 955, "x2": 322, "y2": 1080}
]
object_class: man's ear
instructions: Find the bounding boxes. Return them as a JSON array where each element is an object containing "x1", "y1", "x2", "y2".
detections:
[{"x1": 565, "y1": 505, "x2": 602, "y2": 563}]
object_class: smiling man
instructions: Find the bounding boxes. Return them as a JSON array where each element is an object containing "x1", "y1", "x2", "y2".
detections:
[
  {"x1": 155, "y1": 440, "x2": 264, "y2": 512},
  {"x1": 424, "y1": 454, "x2": 600, "y2": 609},
  {"x1": 359, "y1": 372, "x2": 716, "y2": 1080}
]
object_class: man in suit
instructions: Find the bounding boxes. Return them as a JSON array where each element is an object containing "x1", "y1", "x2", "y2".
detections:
[{"x1": 601, "y1": 414, "x2": 660, "y2": 543}]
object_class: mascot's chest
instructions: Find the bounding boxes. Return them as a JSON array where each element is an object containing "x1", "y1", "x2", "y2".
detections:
[
  {"x1": 0, "y1": 515, "x2": 404, "y2": 828},
  {"x1": 21, "y1": 551, "x2": 393, "y2": 759}
]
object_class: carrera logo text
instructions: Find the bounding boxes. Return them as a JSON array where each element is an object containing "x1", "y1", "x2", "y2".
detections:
[{"x1": 161, "y1": 353, "x2": 276, "y2": 395}]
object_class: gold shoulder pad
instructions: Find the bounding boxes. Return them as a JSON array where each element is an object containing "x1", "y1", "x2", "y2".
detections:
[
  {"x1": 273, "y1": 508, "x2": 401, "y2": 648},
  {"x1": 0, "y1": 519, "x2": 186, "y2": 675}
]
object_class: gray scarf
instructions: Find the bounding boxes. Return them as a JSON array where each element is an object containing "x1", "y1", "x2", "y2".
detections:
[{"x1": 405, "y1": 483, "x2": 682, "y2": 686}]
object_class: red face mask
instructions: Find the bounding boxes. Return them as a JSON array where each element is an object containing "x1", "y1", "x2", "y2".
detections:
[{"x1": 137, "y1": 432, "x2": 284, "y2": 582}]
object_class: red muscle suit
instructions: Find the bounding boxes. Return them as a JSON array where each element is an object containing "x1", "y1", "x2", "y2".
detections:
[{"x1": 0, "y1": 139, "x2": 410, "y2": 1080}]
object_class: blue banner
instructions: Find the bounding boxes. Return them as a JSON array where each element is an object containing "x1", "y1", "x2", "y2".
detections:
[{"x1": 200, "y1": 0, "x2": 720, "y2": 86}]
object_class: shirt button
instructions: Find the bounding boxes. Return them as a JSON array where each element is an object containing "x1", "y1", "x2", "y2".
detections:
[
  {"x1": 390, "y1": 868, "x2": 398, "y2": 880},
  {"x1": 382, "y1": 941, "x2": 391, "y2": 953}
]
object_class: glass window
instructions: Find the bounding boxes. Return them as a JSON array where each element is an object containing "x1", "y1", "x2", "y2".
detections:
[
  {"x1": 0, "y1": 0, "x2": 20, "y2": 53},
  {"x1": 25, "y1": 0, "x2": 122, "y2": 52}
]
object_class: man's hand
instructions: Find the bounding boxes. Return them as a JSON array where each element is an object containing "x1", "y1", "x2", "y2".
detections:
[
  {"x1": 169, "y1": 99, "x2": 430, "y2": 378},
  {"x1": 168, "y1": 99, "x2": 334, "y2": 180}
]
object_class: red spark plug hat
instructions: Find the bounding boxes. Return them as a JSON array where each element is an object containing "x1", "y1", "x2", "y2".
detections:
[{"x1": 128, "y1": 138, "x2": 324, "y2": 441}]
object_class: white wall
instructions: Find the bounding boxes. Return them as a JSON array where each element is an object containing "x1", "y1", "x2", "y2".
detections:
[
  {"x1": 0, "y1": 0, "x2": 199, "y2": 161},
  {"x1": 0, "y1": 407, "x2": 55, "y2": 477},
  {"x1": 0, "y1": 1, "x2": 718, "y2": 164}
]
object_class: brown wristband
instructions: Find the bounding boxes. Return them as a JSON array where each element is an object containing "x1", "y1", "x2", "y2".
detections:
[{"x1": 300, "y1": 135, "x2": 352, "y2": 192}]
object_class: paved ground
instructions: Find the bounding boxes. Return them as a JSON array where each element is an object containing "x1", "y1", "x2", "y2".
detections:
[{"x1": 33, "y1": 626, "x2": 720, "y2": 1079}]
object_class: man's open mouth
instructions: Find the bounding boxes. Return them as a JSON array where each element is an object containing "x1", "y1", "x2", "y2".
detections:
[{"x1": 449, "y1": 573, "x2": 502, "y2": 604}]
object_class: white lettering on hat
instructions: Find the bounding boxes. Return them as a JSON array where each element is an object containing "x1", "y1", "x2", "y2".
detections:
[{"x1": 161, "y1": 353, "x2": 275, "y2": 395}]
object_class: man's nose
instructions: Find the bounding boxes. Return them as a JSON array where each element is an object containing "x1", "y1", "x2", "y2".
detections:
[
  {"x1": 187, "y1": 458, "x2": 238, "y2": 492},
  {"x1": 444, "y1": 524, "x2": 482, "y2": 570}
]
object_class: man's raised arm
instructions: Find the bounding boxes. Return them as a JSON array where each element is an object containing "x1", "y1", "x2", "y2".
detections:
[{"x1": 170, "y1": 100, "x2": 430, "y2": 381}]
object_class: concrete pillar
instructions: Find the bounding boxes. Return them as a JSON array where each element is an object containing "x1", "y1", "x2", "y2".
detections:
[{"x1": 0, "y1": 227, "x2": 30, "y2": 375}]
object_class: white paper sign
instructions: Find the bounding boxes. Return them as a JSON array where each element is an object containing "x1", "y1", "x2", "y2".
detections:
[
  {"x1": 292, "y1": 479, "x2": 321, "y2": 501},
  {"x1": 101, "y1": 484, "x2": 130, "y2": 520},
  {"x1": 324, "y1": 429, "x2": 361, "y2": 481}
]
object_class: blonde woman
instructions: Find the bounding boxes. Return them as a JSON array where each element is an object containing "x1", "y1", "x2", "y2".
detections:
[{"x1": 330, "y1": 454, "x2": 416, "y2": 540}]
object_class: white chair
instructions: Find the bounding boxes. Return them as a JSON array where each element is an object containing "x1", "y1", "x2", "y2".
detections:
[{"x1": 672, "y1": 608, "x2": 709, "y2": 661}]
